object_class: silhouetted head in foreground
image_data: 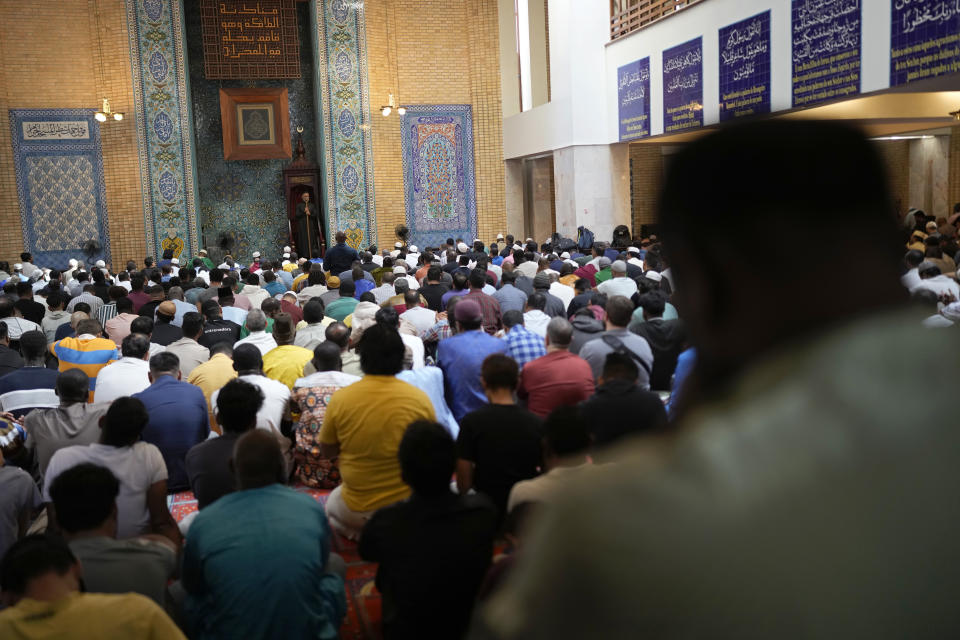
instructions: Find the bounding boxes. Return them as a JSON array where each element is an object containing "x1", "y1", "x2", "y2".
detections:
[{"x1": 658, "y1": 120, "x2": 905, "y2": 403}]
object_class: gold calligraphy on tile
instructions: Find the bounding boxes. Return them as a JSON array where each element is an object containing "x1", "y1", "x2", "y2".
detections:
[{"x1": 202, "y1": 0, "x2": 300, "y2": 79}]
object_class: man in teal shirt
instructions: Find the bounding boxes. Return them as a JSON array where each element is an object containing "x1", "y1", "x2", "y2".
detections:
[
  {"x1": 182, "y1": 430, "x2": 346, "y2": 639},
  {"x1": 325, "y1": 280, "x2": 358, "y2": 322}
]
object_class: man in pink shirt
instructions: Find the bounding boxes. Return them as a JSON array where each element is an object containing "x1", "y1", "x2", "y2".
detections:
[{"x1": 104, "y1": 297, "x2": 139, "y2": 347}]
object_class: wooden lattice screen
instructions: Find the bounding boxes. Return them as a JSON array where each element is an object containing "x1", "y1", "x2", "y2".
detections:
[{"x1": 610, "y1": 0, "x2": 704, "y2": 41}]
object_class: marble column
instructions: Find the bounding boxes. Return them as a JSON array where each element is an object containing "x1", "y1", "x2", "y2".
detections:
[{"x1": 504, "y1": 159, "x2": 525, "y2": 238}]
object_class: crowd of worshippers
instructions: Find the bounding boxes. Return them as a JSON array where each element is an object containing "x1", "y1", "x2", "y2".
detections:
[
  {"x1": 0, "y1": 230, "x2": 688, "y2": 638},
  {"x1": 900, "y1": 205, "x2": 960, "y2": 325},
  {"x1": 1, "y1": 127, "x2": 959, "y2": 638}
]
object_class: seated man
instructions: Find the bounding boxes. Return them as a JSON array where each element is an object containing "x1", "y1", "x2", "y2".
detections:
[
  {"x1": 0, "y1": 535, "x2": 184, "y2": 638},
  {"x1": 501, "y1": 310, "x2": 546, "y2": 368},
  {"x1": 187, "y1": 342, "x2": 237, "y2": 434},
  {"x1": 41, "y1": 291, "x2": 72, "y2": 344},
  {"x1": 134, "y1": 352, "x2": 210, "y2": 493},
  {"x1": 578, "y1": 352, "x2": 668, "y2": 455},
  {"x1": 23, "y1": 369, "x2": 109, "y2": 481},
  {"x1": 399, "y1": 289, "x2": 437, "y2": 335},
  {"x1": 43, "y1": 397, "x2": 181, "y2": 544},
  {"x1": 518, "y1": 317, "x2": 595, "y2": 418},
  {"x1": 456, "y1": 354, "x2": 542, "y2": 516},
  {"x1": 0, "y1": 330, "x2": 59, "y2": 418},
  {"x1": 0, "y1": 322, "x2": 22, "y2": 379},
  {"x1": 182, "y1": 430, "x2": 346, "y2": 639},
  {"x1": 507, "y1": 406, "x2": 592, "y2": 512},
  {"x1": 437, "y1": 299, "x2": 508, "y2": 423},
  {"x1": 213, "y1": 344, "x2": 291, "y2": 441},
  {"x1": 0, "y1": 428, "x2": 41, "y2": 561},
  {"x1": 162, "y1": 312, "x2": 210, "y2": 377},
  {"x1": 320, "y1": 324, "x2": 435, "y2": 539},
  {"x1": 293, "y1": 299, "x2": 333, "y2": 351},
  {"x1": 198, "y1": 300, "x2": 241, "y2": 349},
  {"x1": 262, "y1": 313, "x2": 313, "y2": 389},
  {"x1": 630, "y1": 291, "x2": 686, "y2": 391},
  {"x1": 94, "y1": 333, "x2": 151, "y2": 404},
  {"x1": 0, "y1": 296, "x2": 41, "y2": 345},
  {"x1": 360, "y1": 421, "x2": 498, "y2": 639},
  {"x1": 49, "y1": 463, "x2": 177, "y2": 606},
  {"x1": 128, "y1": 316, "x2": 166, "y2": 358},
  {"x1": 104, "y1": 296, "x2": 139, "y2": 347},
  {"x1": 150, "y1": 302, "x2": 183, "y2": 347},
  {"x1": 325, "y1": 279, "x2": 358, "y2": 321},
  {"x1": 233, "y1": 309, "x2": 277, "y2": 355},
  {"x1": 292, "y1": 342, "x2": 360, "y2": 489},
  {"x1": 579, "y1": 295, "x2": 654, "y2": 386},
  {"x1": 186, "y1": 379, "x2": 263, "y2": 509},
  {"x1": 50, "y1": 318, "x2": 119, "y2": 401}
]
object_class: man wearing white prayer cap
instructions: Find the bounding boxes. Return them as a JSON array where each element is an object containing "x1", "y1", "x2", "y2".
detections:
[{"x1": 626, "y1": 246, "x2": 644, "y2": 269}]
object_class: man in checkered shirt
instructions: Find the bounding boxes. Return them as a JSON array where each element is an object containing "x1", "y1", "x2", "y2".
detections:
[{"x1": 501, "y1": 310, "x2": 546, "y2": 368}]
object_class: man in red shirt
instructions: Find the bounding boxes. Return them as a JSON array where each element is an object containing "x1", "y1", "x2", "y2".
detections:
[
  {"x1": 463, "y1": 269, "x2": 502, "y2": 335},
  {"x1": 518, "y1": 317, "x2": 595, "y2": 418}
]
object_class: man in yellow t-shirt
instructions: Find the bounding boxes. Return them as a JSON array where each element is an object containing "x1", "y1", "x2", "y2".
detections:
[
  {"x1": 263, "y1": 313, "x2": 313, "y2": 390},
  {"x1": 320, "y1": 323, "x2": 435, "y2": 540},
  {"x1": 0, "y1": 535, "x2": 185, "y2": 639},
  {"x1": 187, "y1": 342, "x2": 237, "y2": 433}
]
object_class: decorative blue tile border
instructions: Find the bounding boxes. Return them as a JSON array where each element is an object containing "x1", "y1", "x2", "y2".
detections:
[
  {"x1": 125, "y1": 0, "x2": 200, "y2": 258},
  {"x1": 400, "y1": 105, "x2": 478, "y2": 249},
  {"x1": 315, "y1": 0, "x2": 376, "y2": 249},
  {"x1": 8, "y1": 109, "x2": 111, "y2": 269}
]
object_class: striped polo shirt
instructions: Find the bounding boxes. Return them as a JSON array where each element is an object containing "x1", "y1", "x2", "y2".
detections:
[{"x1": 50, "y1": 335, "x2": 119, "y2": 401}]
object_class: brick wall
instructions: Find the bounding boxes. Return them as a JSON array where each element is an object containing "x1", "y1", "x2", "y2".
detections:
[
  {"x1": 629, "y1": 144, "x2": 662, "y2": 231},
  {"x1": 0, "y1": 0, "x2": 146, "y2": 268},
  {"x1": 365, "y1": 0, "x2": 506, "y2": 247}
]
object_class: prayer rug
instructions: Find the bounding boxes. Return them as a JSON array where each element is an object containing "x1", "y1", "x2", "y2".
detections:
[
  {"x1": 400, "y1": 105, "x2": 478, "y2": 249},
  {"x1": 169, "y1": 486, "x2": 383, "y2": 639}
]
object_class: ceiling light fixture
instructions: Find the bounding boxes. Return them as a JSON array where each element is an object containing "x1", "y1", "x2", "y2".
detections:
[
  {"x1": 951, "y1": 109, "x2": 960, "y2": 121},
  {"x1": 381, "y1": 93, "x2": 396, "y2": 117},
  {"x1": 94, "y1": 97, "x2": 123, "y2": 122},
  {"x1": 92, "y1": 0, "x2": 123, "y2": 124},
  {"x1": 378, "y1": 4, "x2": 407, "y2": 118}
]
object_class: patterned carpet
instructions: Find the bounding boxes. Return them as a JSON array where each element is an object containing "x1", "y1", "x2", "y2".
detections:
[{"x1": 168, "y1": 487, "x2": 383, "y2": 639}]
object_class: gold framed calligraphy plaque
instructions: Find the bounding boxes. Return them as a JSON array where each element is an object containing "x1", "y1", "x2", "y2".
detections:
[
  {"x1": 202, "y1": 0, "x2": 300, "y2": 79},
  {"x1": 220, "y1": 88, "x2": 291, "y2": 160}
]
